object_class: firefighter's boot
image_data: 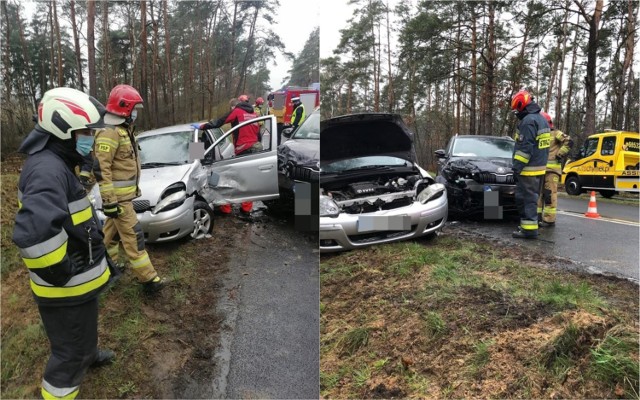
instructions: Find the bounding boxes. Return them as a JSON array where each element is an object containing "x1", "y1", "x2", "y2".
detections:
[
  {"x1": 143, "y1": 276, "x2": 165, "y2": 294},
  {"x1": 91, "y1": 349, "x2": 115, "y2": 368},
  {"x1": 512, "y1": 227, "x2": 538, "y2": 239}
]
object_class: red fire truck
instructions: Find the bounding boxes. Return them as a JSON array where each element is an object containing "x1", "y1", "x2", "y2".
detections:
[{"x1": 267, "y1": 85, "x2": 320, "y2": 129}]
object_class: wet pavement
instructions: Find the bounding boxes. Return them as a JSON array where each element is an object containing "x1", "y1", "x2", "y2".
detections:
[
  {"x1": 452, "y1": 196, "x2": 639, "y2": 282},
  {"x1": 210, "y1": 205, "x2": 319, "y2": 399}
]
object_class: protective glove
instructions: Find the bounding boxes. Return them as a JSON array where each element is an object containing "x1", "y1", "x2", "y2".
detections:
[
  {"x1": 191, "y1": 123, "x2": 203, "y2": 130},
  {"x1": 103, "y1": 203, "x2": 121, "y2": 219}
]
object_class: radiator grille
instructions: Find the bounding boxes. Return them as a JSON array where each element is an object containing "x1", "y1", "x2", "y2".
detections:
[{"x1": 132, "y1": 200, "x2": 150, "y2": 212}]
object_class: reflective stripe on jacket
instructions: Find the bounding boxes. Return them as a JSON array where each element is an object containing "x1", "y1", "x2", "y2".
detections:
[
  {"x1": 545, "y1": 129, "x2": 572, "y2": 174},
  {"x1": 13, "y1": 148, "x2": 110, "y2": 306},
  {"x1": 291, "y1": 104, "x2": 306, "y2": 127},
  {"x1": 513, "y1": 107, "x2": 550, "y2": 177},
  {"x1": 93, "y1": 125, "x2": 141, "y2": 204}
]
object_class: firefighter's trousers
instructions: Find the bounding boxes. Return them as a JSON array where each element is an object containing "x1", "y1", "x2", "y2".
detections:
[
  {"x1": 103, "y1": 201, "x2": 158, "y2": 283},
  {"x1": 39, "y1": 299, "x2": 99, "y2": 399},
  {"x1": 537, "y1": 172, "x2": 559, "y2": 223},
  {"x1": 515, "y1": 175, "x2": 541, "y2": 236}
]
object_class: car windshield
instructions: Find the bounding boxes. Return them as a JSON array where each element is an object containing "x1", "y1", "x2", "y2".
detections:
[
  {"x1": 138, "y1": 130, "x2": 192, "y2": 165},
  {"x1": 322, "y1": 156, "x2": 409, "y2": 173},
  {"x1": 451, "y1": 137, "x2": 514, "y2": 158},
  {"x1": 292, "y1": 112, "x2": 320, "y2": 140}
]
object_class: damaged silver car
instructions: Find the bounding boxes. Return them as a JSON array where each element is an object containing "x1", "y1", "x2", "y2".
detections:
[
  {"x1": 90, "y1": 115, "x2": 279, "y2": 243},
  {"x1": 435, "y1": 134, "x2": 516, "y2": 218},
  {"x1": 319, "y1": 113, "x2": 448, "y2": 252}
]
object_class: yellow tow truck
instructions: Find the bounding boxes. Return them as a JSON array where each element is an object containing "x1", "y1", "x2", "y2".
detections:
[{"x1": 562, "y1": 130, "x2": 639, "y2": 198}]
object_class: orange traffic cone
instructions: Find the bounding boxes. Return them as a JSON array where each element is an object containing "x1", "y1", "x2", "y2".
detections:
[{"x1": 584, "y1": 191, "x2": 601, "y2": 218}]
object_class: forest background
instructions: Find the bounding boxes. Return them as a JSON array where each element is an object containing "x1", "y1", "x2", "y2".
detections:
[
  {"x1": 0, "y1": 0, "x2": 320, "y2": 158},
  {"x1": 321, "y1": 0, "x2": 639, "y2": 170}
]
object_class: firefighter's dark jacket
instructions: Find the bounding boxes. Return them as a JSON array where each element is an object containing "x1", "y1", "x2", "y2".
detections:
[
  {"x1": 13, "y1": 128, "x2": 111, "y2": 307},
  {"x1": 513, "y1": 102, "x2": 551, "y2": 176}
]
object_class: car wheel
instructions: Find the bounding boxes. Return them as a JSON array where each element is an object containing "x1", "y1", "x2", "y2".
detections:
[
  {"x1": 191, "y1": 200, "x2": 214, "y2": 239},
  {"x1": 564, "y1": 176, "x2": 582, "y2": 196},
  {"x1": 599, "y1": 190, "x2": 616, "y2": 199}
]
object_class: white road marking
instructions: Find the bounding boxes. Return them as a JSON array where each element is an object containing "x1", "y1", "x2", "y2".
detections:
[{"x1": 557, "y1": 210, "x2": 640, "y2": 227}]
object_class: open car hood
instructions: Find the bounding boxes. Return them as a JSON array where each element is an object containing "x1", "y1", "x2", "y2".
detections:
[{"x1": 321, "y1": 113, "x2": 415, "y2": 162}]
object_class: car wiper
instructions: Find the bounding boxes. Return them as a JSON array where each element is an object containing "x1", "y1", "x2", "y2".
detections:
[{"x1": 141, "y1": 161, "x2": 186, "y2": 168}]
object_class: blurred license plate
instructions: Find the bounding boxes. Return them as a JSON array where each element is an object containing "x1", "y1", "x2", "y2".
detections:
[{"x1": 357, "y1": 215, "x2": 410, "y2": 232}]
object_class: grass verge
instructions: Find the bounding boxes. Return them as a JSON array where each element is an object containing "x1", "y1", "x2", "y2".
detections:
[{"x1": 320, "y1": 233, "x2": 639, "y2": 399}]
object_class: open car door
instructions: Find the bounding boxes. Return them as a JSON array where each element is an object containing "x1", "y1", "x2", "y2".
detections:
[{"x1": 200, "y1": 114, "x2": 280, "y2": 205}]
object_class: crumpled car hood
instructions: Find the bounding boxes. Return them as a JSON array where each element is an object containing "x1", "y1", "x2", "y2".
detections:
[
  {"x1": 321, "y1": 113, "x2": 415, "y2": 162},
  {"x1": 446, "y1": 157, "x2": 513, "y2": 174},
  {"x1": 138, "y1": 164, "x2": 193, "y2": 206},
  {"x1": 278, "y1": 138, "x2": 319, "y2": 168}
]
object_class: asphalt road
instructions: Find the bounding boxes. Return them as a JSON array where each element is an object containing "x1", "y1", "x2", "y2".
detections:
[
  {"x1": 210, "y1": 208, "x2": 319, "y2": 399},
  {"x1": 454, "y1": 194, "x2": 640, "y2": 282}
]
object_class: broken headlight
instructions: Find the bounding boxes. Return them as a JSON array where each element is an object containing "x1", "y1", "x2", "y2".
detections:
[
  {"x1": 320, "y1": 195, "x2": 340, "y2": 218},
  {"x1": 152, "y1": 182, "x2": 187, "y2": 214},
  {"x1": 417, "y1": 183, "x2": 446, "y2": 204}
]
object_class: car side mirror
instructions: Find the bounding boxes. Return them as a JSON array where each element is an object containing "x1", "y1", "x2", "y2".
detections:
[
  {"x1": 282, "y1": 127, "x2": 294, "y2": 139},
  {"x1": 434, "y1": 149, "x2": 446, "y2": 158}
]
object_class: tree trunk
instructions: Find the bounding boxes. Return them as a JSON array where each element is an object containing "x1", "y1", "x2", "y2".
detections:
[
  {"x1": 163, "y1": 0, "x2": 175, "y2": 124},
  {"x1": 69, "y1": 0, "x2": 84, "y2": 91},
  {"x1": 102, "y1": 1, "x2": 111, "y2": 93},
  {"x1": 555, "y1": 2, "x2": 570, "y2": 129},
  {"x1": 229, "y1": 1, "x2": 238, "y2": 96},
  {"x1": 2, "y1": 1, "x2": 12, "y2": 101},
  {"x1": 480, "y1": 1, "x2": 496, "y2": 135},
  {"x1": 87, "y1": 0, "x2": 97, "y2": 96},
  {"x1": 140, "y1": 0, "x2": 148, "y2": 126},
  {"x1": 150, "y1": 0, "x2": 160, "y2": 126},
  {"x1": 236, "y1": 5, "x2": 259, "y2": 96},
  {"x1": 564, "y1": 30, "x2": 579, "y2": 135},
  {"x1": 52, "y1": 0, "x2": 63, "y2": 87},
  {"x1": 385, "y1": 0, "x2": 394, "y2": 112},
  {"x1": 48, "y1": 2, "x2": 55, "y2": 88},
  {"x1": 469, "y1": 7, "x2": 477, "y2": 135},
  {"x1": 581, "y1": 0, "x2": 603, "y2": 136},
  {"x1": 615, "y1": 0, "x2": 636, "y2": 129}
]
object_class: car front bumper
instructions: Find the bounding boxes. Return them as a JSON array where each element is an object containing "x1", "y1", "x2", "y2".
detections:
[
  {"x1": 319, "y1": 193, "x2": 448, "y2": 253},
  {"x1": 96, "y1": 196, "x2": 195, "y2": 243},
  {"x1": 445, "y1": 181, "x2": 517, "y2": 214}
]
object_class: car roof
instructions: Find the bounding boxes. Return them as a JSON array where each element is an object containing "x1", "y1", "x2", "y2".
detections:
[
  {"x1": 137, "y1": 123, "x2": 196, "y2": 138},
  {"x1": 588, "y1": 131, "x2": 639, "y2": 138},
  {"x1": 454, "y1": 135, "x2": 514, "y2": 141}
]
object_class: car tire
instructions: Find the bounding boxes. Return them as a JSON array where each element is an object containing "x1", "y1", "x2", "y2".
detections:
[
  {"x1": 564, "y1": 175, "x2": 582, "y2": 196},
  {"x1": 599, "y1": 190, "x2": 616, "y2": 199},
  {"x1": 191, "y1": 200, "x2": 214, "y2": 240}
]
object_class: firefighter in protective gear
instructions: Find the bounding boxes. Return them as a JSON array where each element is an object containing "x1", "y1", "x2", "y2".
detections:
[
  {"x1": 94, "y1": 84, "x2": 165, "y2": 292},
  {"x1": 537, "y1": 111, "x2": 572, "y2": 226},
  {"x1": 510, "y1": 90, "x2": 551, "y2": 239},
  {"x1": 254, "y1": 97, "x2": 264, "y2": 116},
  {"x1": 198, "y1": 95, "x2": 261, "y2": 214},
  {"x1": 13, "y1": 87, "x2": 118, "y2": 400}
]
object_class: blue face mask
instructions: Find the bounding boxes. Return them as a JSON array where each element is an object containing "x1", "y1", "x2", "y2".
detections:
[
  {"x1": 76, "y1": 135, "x2": 95, "y2": 156},
  {"x1": 130, "y1": 110, "x2": 138, "y2": 123}
]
